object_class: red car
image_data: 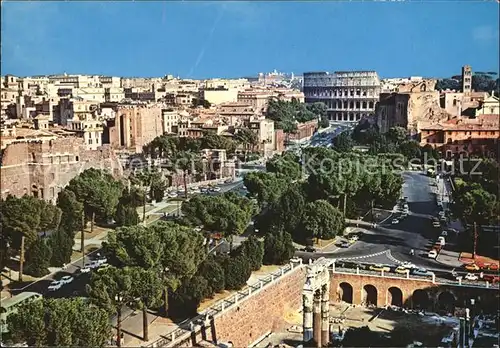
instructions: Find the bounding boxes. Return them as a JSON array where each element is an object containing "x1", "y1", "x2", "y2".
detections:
[
  {"x1": 481, "y1": 263, "x2": 499, "y2": 271},
  {"x1": 481, "y1": 274, "x2": 500, "y2": 283}
]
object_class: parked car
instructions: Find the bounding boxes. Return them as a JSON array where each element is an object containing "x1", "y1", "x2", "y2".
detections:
[
  {"x1": 428, "y1": 250, "x2": 438, "y2": 259},
  {"x1": 395, "y1": 266, "x2": 409, "y2": 274},
  {"x1": 401, "y1": 262, "x2": 417, "y2": 269},
  {"x1": 412, "y1": 268, "x2": 431, "y2": 276},
  {"x1": 464, "y1": 273, "x2": 479, "y2": 281},
  {"x1": 96, "y1": 257, "x2": 107, "y2": 265},
  {"x1": 48, "y1": 280, "x2": 63, "y2": 292},
  {"x1": 481, "y1": 263, "x2": 499, "y2": 271},
  {"x1": 369, "y1": 264, "x2": 391, "y2": 272},
  {"x1": 464, "y1": 263, "x2": 480, "y2": 271},
  {"x1": 79, "y1": 266, "x2": 91, "y2": 274},
  {"x1": 59, "y1": 275, "x2": 74, "y2": 284},
  {"x1": 481, "y1": 274, "x2": 500, "y2": 283},
  {"x1": 391, "y1": 218, "x2": 399, "y2": 225},
  {"x1": 340, "y1": 242, "x2": 351, "y2": 248}
]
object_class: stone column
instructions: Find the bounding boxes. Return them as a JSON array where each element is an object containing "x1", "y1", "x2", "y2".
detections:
[
  {"x1": 321, "y1": 284, "x2": 330, "y2": 346},
  {"x1": 303, "y1": 293, "x2": 313, "y2": 343},
  {"x1": 313, "y1": 290, "x2": 322, "y2": 347}
]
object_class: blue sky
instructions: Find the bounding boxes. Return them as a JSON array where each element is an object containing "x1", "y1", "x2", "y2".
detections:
[{"x1": 1, "y1": 1, "x2": 499, "y2": 79}]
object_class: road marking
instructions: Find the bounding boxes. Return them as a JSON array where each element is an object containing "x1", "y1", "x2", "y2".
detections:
[
  {"x1": 386, "y1": 250, "x2": 404, "y2": 264},
  {"x1": 335, "y1": 250, "x2": 387, "y2": 261}
]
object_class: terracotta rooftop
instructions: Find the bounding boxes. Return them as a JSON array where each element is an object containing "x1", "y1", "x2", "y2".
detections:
[{"x1": 421, "y1": 114, "x2": 500, "y2": 131}]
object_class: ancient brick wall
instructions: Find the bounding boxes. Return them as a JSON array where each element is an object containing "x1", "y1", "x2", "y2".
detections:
[
  {"x1": 212, "y1": 266, "x2": 306, "y2": 347},
  {"x1": 1, "y1": 138, "x2": 122, "y2": 201},
  {"x1": 330, "y1": 272, "x2": 498, "y2": 309}
]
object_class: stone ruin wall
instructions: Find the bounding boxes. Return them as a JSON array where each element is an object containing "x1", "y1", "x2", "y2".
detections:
[{"x1": 0, "y1": 137, "x2": 122, "y2": 201}]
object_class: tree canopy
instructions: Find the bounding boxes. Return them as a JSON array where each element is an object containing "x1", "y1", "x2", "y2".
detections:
[{"x1": 8, "y1": 297, "x2": 111, "y2": 348}]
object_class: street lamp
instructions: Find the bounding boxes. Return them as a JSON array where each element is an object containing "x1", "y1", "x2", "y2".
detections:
[{"x1": 115, "y1": 294, "x2": 124, "y2": 348}]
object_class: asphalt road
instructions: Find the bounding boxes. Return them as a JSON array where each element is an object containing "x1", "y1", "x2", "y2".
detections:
[{"x1": 297, "y1": 171, "x2": 459, "y2": 272}]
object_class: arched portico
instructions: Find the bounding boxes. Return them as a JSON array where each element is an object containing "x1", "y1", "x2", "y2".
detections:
[
  {"x1": 387, "y1": 287, "x2": 403, "y2": 307},
  {"x1": 362, "y1": 284, "x2": 378, "y2": 307}
]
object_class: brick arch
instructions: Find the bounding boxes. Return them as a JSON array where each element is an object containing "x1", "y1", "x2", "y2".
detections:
[
  {"x1": 387, "y1": 286, "x2": 404, "y2": 307},
  {"x1": 436, "y1": 290, "x2": 457, "y2": 313},
  {"x1": 362, "y1": 284, "x2": 378, "y2": 306},
  {"x1": 336, "y1": 282, "x2": 353, "y2": 304},
  {"x1": 411, "y1": 289, "x2": 430, "y2": 310}
]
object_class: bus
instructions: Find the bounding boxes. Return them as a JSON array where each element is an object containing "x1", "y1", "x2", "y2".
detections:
[{"x1": 0, "y1": 292, "x2": 42, "y2": 333}]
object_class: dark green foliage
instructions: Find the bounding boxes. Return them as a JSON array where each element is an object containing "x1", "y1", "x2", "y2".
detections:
[
  {"x1": 48, "y1": 229, "x2": 74, "y2": 267},
  {"x1": 299, "y1": 200, "x2": 345, "y2": 241},
  {"x1": 266, "y1": 153, "x2": 302, "y2": 181},
  {"x1": 201, "y1": 132, "x2": 237, "y2": 154},
  {"x1": 266, "y1": 99, "x2": 318, "y2": 134},
  {"x1": 236, "y1": 235, "x2": 264, "y2": 271},
  {"x1": 169, "y1": 275, "x2": 209, "y2": 318},
  {"x1": 197, "y1": 256, "x2": 225, "y2": 296},
  {"x1": 25, "y1": 237, "x2": 52, "y2": 277},
  {"x1": 332, "y1": 131, "x2": 354, "y2": 152},
  {"x1": 263, "y1": 230, "x2": 295, "y2": 265},
  {"x1": 65, "y1": 168, "x2": 123, "y2": 224},
  {"x1": 7, "y1": 297, "x2": 111, "y2": 348},
  {"x1": 243, "y1": 172, "x2": 287, "y2": 207},
  {"x1": 56, "y1": 189, "x2": 84, "y2": 235},
  {"x1": 222, "y1": 255, "x2": 252, "y2": 290},
  {"x1": 115, "y1": 189, "x2": 140, "y2": 227}
]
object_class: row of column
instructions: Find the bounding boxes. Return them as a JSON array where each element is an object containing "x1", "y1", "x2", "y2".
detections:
[{"x1": 304, "y1": 284, "x2": 330, "y2": 347}]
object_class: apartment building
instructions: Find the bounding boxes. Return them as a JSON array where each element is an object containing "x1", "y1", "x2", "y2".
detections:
[
  {"x1": 58, "y1": 97, "x2": 99, "y2": 126},
  {"x1": 201, "y1": 88, "x2": 238, "y2": 105},
  {"x1": 420, "y1": 114, "x2": 499, "y2": 158},
  {"x1": 246, "y1": 118, "x2": 276, "y2": 157}
]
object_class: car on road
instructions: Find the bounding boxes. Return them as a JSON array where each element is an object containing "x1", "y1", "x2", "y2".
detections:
[
  {"x1": 481, "y1": 263, "x2": 499, "y2": 271},
  {"x1": 391, "y1": 218, "x2": 399, "y2": 225},
  {"x1": 464, "y1": 273, "x2": 479, "y2": 281},
  {"x1": 340, "y1": 242, "x2": 350, "y2": 248},
  {"x1": 412, "y1": 268, "x2": 431, "y2": 276},
  {"x1": 481, "y1": 274, "x2": 500, "y2": 283},
  {"x1": 304, "y1": 246, "x2": 316, "y2": 253},
  {"x1": 402, "y1": 262, "x2": 417, "y2": 269},
  {"x1": 440, "y1": 231, "x2": 448, "y2": 237},
  {"x1": 437, "y1": 237, "x2": 445, "y2": 246},
  {"x1": 59, "y1": 275, "x2": 74, "y2": 284},
  {"x1": 428, "y1": 250, "x2": 438, "y2": 259},
  {"x1": 432, "y1": 221, "x2": 441, "y2": 228},
  {"x1": 96, "y1": 257, "x2": 107, "y2": 265},
  {"x1": 369, "y1": 264, "x2": 391, "y2": 272},
  {"x1": 464, "y1": 263, "x2": 480, "y2": 271},
  {"x1": 395, "y1": 266, "x2": 409, "y2": 274},
  {"x1": 48, "y1": 280, "x2": 63, "y2": 292},
  {"x1": 79, "y1": 266, "x2": 91, "y2": 274}
]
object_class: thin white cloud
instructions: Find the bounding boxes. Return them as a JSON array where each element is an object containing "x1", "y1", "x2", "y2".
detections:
[{"x1": 472, "y1": 25, "x2": 500, "y2": 43}]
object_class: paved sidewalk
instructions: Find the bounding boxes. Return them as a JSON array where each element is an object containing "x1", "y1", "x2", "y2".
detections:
[{"x1": 436, "y1": 248, "x2": 463, "y2": 268}]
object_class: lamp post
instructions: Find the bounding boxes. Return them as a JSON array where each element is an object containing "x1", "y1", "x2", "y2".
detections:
[{"x1": 115, "y1": 294, "x2": 124, "y2": 348}]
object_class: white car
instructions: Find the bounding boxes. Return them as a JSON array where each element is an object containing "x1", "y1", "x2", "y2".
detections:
[
  {"x1": 428, "y1": 250, "x2": 438, "y2": 259},
  {"x1": 402, "y1": 262, "x2": 417, "y2": 269},
  {"x1": 79, "y1": 266, "x2": 91, "y2": 274},
  {"x1": 391, "y1": 218, "x2": 399, "y2": 225},
  {"x1": 60, "y1": 275, "x2": 74, "y2": 284},
  {"x1": 441, "y1": 231, "x2": 448, "y2": 236},
  {"x1": 88, "y1": 261, "x2": 100, "y2": 269},
  {"x1": 48, "y1": 280, "x2": 63, "y2": 292},
  {"x1": 96, "y1": 257, "x2": 107, "y2": 265},
  {"x1": 465, "y1": 273, "x2": 478, "y2": 281}
]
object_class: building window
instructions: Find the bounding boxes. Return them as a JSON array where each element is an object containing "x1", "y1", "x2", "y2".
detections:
[
  {"x1": 453, "y1": 99, "x2": 457, "y2": 106},
  {"x1": 89, "y1": 139, "x2": 92, "y2": 145},
  {"x1": 448, "y1": 131, "x2": 452, "y2": 135}
]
